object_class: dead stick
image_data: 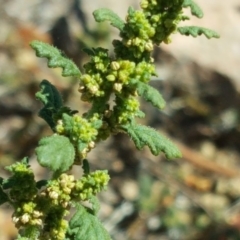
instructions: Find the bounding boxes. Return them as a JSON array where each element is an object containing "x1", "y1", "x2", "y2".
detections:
[{"x1": 177, "y1": 141, "x2": 238, "y2": 178}]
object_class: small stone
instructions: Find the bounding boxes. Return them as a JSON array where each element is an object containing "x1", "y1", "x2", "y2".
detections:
[{"x1": 120, "y1": 180, "x2": 139, "y2": 201}]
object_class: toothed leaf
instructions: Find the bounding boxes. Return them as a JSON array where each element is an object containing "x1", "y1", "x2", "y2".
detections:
[
  {"x1": 30, "y1": 40, "x2": 81, "y2": 77},
  {"x1": 183, "y1": 0, "x2": 203, "y2": 18},
  {"x1": 93, "y1": 8, "x2": 124, "y2": 31},
  {"x1": 122, "y1": 122, "x2": 181, "y2": 159},
  {"x1": 36, "y1": 135, "x2": 75, "y2": 173},
  {"x1": 134, "y1": 81, "x2": 166, "y2": 109},
  {"x1": 66, "y1": 204, "x2": 111, "y2": 240},
  {"x1": 35, "y1": 80, "x2": 63, "y2": 129},
  {"x1": 178, "y1": 26, "x2": 220, "y2": 39}
]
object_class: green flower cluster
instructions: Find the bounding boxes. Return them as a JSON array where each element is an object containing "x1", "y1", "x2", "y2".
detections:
[
  {"x1": 140, "y1": 0, "x2": 188, "y2": 44},
  {"x1": 112, "y1": 96, "x2": 140, "y2": 124},
  {"x1": 5, "y1": 161, "x2": 38, "y2": 202},
  {"x1": 56, "y1": 113, "x2": 102, "y2": 158},
  {"x1": 40, "y1": 207, "x2": 68, "y2": 240},
  {"x1": 80, "y1": 55, "x2": 156, "y2": 97},
  {"x1": 74, "y1": 170, "x2": 110, "y2": 201},
  {"x1": 38, "y1": 171, "x2": 108, "y2": 239},
  {"x1": 42, "y1": 170, "x2": 110, "y2": 206},
  {"x1": 12, "y1": 201, "x2": 43, "y2": 228},
  {"x1": 78, "y1": 0, "x2": 185, "y2": 129},
  {"x1": 6, "y1": 161, "x2": 109, "y2": 239},
  {"x1": 79, "y1": 48, "x2": 111, "y2": 100},
  {"x1": 45, "y1": 173, "x2": 75, "y2": 207},
  {"x1": 79, "y1": 51, "x2": 156, "y2": 125}
]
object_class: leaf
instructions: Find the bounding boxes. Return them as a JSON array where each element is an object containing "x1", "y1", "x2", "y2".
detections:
[
  {"x1": 36, "y1": 80, "x2": 63, "y2": 129},
  {"x1": 0, "y1": 186, "x2": 9, "y2": 205},
  {"x1": 93, "y1": 8, "x2": 125, "y2": 31},
  {"x1": 134, "y1": 81, "x2": 166, "y2": 109},
  {"x1": 36, "y1": 135, "x2": 75, "y2": 173},
  {"x1": 66, "y1": 204, "x2": 111, "y2": 240},
  {"x1": 82, "y1": 159, "x2": 90, "y2": 174},
  {"x1": 30, "y1": 40, "x2": 81, "y2": 77},
  {"x1": 89, "y1": 196, "x2": 101, "y2": 215},
  {"x1": 122, "y1": 122, "x2": 181, "y2": 159},
  {"x1": 82, "y1": 48, "x2": 96, "y2": 56},
  {"x1": 183, "y1": 0, "x2": 203, "y2": 18},
  {"x1": 178, "y1": 26, "x2": 220, "y2": 39},
  {"x1": 2, "y1": 177, "x2": 17, "y2": 190},
  {"x1": 36, "y1": 180, "x2": 48, "y2": 189}
]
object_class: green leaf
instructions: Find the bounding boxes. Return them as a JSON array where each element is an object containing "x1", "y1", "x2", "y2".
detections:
[
  {"x1": 134, "y1": 81, "x2": 166, "y2": 109},
  {"x1": 36, "y1": 80, "x2": 63, "y2": 108},
  {"x1": 82, "y1": 159, "x2": 90, "y2": 174},
  {"x1": 36, "y1": 180, "x2": 48, "y2": 189},
  {"x1": 30, "y1": 40, "x2": 81, "y2": 77},
  {"x1": 89, "y1": 196, "x2": 101, "y2": 215},
  {"x1": 135, "y1": 110, "x2": 145, "y2": 118},
  {"x1": 0, "y1": 186, "x2": 9, "y2": 205},
  {"x1": 183, "y1": 0, "x2": 203, "y2": 18},
  {"x1": 66, "y1": 204, "x2": 111, "y2": 240},
  {"x1": 36, "y1": 135, "x2": 75, "y2": 173},
  {"x1": 82, "y1": 47, "x2": 96, "y2": 56},
  {"x1": 122, "y1": 122, "x2": 181, "y2": 159},
  {"x1": 2, "y1": 177, "x2": 17, "y2": 190},
  {"x1": 36, "y1": 80, "x2": 63, "y2": 129},
  {"x1": 178, "y1": 26, "x2": 220, "y2": 39},
  {"x1": 93, "y1": 8, "x2": 125, "y2": 31}
]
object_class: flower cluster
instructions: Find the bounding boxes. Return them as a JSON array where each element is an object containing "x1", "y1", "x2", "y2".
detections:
[
  {"x1": 140, "y1": 0, "x2": 188, "y2": 44},
  {"x1": 12, "y1": 202, "x2": 43, "y2": 228},
  {"x1": 78, "y1": 0, "x2": 182, "y2": 131},
  {"x1": 40, "y1": 208, "x2": 68, "y2": 240},
  {"x1": 44, "y1": 174, "x2": 75, "y2": 208},
  {"x1": 56, "y1": 113, "x2": 102, "y2": 158},
  {"x1": 73, "y1": 170, "x2": 110, "y2": 201},
  {"x1": 5, "y1": 161, "x2": 38, "y2": 202},
  {"x1": 79, "y1": 48, "x2": 111, "y2": 100},
  {"x1": 9, "y1": 168, "x2": 109, "y2": 239},
  {"x1": 113, "y1": 96, "x2": 140, "y2": 124}
]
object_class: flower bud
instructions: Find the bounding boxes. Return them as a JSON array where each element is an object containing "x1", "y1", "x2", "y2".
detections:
[
  {"x1": 111, "y1": 61, "x2": 120, "y2": 70},
  {"x1": 140, "y1": 0, "x2": 148, "y2": 9},
  {"x1": 114, "y1": 83, "x2": 123, "y2": 92},
  {"x1": 89, "y1": 141, "x2": 95, "y2": 149},
  {"x1": 106, "y1": 74, "x2": 116, "y2": 81},
  {"x1": 145, "y1": 42, "x2": 154, "y2": 51},
  {"x1": 21, "y1": 213, "x2": 30, "y2": 224},
  {"x1": 49, "y1": 191, "x2": 59, "y2": 200},
  {"x1": 31, "y1": 218, "x2": 43, "y2": 226},
  {"x1": 33, "y1": 210, "x2": 42, "y2": 218},
  {"x1": 12, "y1": 216, "x2": 19, "y2": 224},
  {"x1": 90, "y1": 86, "x2": 98, "y2": 94}
]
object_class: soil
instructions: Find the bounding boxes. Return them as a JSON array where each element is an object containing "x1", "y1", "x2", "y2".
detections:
[{"x1": 0, "y1": 1, "x2": 240, "y2": 239}]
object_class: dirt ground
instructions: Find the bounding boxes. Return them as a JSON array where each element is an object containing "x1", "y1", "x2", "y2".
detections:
[{"x1": 1, "y1": 1, "x2": 240, "y2": 239}]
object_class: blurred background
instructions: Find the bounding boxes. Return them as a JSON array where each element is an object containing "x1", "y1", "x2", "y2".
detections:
[{"x1": 1, "y1": 0, "x2": 240, "y2": 239}]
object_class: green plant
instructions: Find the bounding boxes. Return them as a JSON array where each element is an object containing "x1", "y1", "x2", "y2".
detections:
[{"x1": 0, "y1": 0, "x2": 219, "y2": 239}]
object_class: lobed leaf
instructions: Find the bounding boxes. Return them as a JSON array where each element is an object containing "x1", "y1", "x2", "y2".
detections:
[
  {"x1": 178, "y1": 26, "x2": 220, "y2": 39},
  {"x1": 30, "y1": 40, "x2": 81, "y2": 77},
  {"x1": 36, "y1": 80, "x2": 63, "y2": 129},
  {"x1": 122, "y1": 122, "x2": 181, "y2": 159},
  {"x1": 183, "y1": 0, "x2": 203, "y2": 18},
  {"x1": 36, "y1": 135, "x2": 75, "y2": 173},
  {"x1": 36, "y1": 80, "x2": 63, "y2": 109},
  {"x1": 0, "y1": 182, "x2": 9, "y2": 205},
  {"x1": 134, "y1": 81, "x2": 166, "y2": 109},
  {"x1": 93, "y1": 8, "x2": 125, "y2": 31},
  {"x1": 66, "y1": 204, "x2": 111, "y2": 240}
]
